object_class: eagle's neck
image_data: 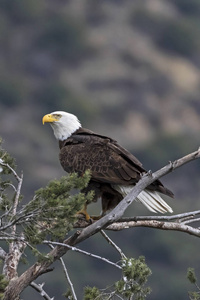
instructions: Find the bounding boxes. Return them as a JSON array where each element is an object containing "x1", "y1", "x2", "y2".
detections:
[
  {"x1": 51, "y1": 115, "x2": 81, "y2": 141},
  {"x1": 59, "y1": 128, "x2": 83, "y2": 149}
]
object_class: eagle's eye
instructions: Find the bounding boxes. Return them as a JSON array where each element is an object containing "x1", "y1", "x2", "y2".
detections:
[{"x1": 53, "y1": 114, "x2": 61, "y2": 119}]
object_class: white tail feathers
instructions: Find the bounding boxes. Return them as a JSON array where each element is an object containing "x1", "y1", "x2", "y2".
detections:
[
  {"x1": 137, "y1": 190, "x2": 173, "y2": 213},
  {"x1": 112, "y1": 185, "x2": 173, "y2": 214}
]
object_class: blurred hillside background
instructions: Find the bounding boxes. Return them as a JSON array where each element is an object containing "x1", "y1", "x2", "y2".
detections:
[{"x1": 0, "y1": 0, "x2": 200, "y2": 299}]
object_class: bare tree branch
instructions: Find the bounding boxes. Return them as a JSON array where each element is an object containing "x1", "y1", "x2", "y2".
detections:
[
  {"x1": 0, "y1": 162, "x2": 21, "y2": 182},
  {"x1": 30, "y1": 282, "x2": 54, "y2": 300},
  {"x1": 44, "y1": 241, "x2": 122, "y2": 270},
  {"x1": 2, "y1": 168, "x2": 26, "y2": 281},
  {"x1": 48, "y1": 244, "x2": 78, "y2": 300},
  {"x1": 59, "y1": 257, "x2": 78, "y2": 300},
  {"x1": 118, "y1": 210, "x2": 200, "y2": 222},
  {"x1": 100, "y1": 230, "x2": 127, "y2": 259},
  {"x1": 11, "y1": 171, "x2": 23, "y2": 219},
  {"x1": 106, "y1": 220, "x2": 200, "y2": 237},
  {"x1": 3, "y1": 235, "x2": 26, "y2": 280},
  {"x1": 183, "y1": 217, "x2": 200, "y2": 225}
]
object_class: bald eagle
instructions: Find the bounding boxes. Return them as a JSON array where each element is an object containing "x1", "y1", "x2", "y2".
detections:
[{"x1": 42, "y1": 111, "x2": 173, "y2": 219}]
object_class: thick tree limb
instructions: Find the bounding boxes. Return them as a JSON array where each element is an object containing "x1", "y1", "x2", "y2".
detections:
[
  {"x1": 3, "y1": 237, "x2": 26, "y2": 280},
  {"x1": 106, "y1": 220, "x2": 200, "y2": 237},
  {"x1": 3, "y1": 148, "x2": 200, "y2": 300}
]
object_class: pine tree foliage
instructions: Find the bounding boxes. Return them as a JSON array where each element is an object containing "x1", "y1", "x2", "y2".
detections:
[
  {"x1": 84, "y1": 286, "x2": 101, "y2": 300},
  {"x1": 24, "y1": 171, "x2": 94, "y2": 244},
  {"x1": 0, "y1": 138, "x2": 17, "y2": 211},
  {"x1": 0, "y1": 139, "x2": 16, "y2": 174},
  {"x1": 187, "y1": 268, "x2": 200, "y2": 300},
  {"x1": 83, "y1": 257, "x2": 151, "y2": 300},
  {"x1": 0, "y1": 275, "x2": 8, "y2": 300}
]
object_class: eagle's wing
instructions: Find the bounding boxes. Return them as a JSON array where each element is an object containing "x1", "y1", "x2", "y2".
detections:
[
  {"x1": 59, "y1": 129, "x2": 173, "y2": 197},
  {"x1": 59, "y1": 132, "x2": 141, "y2": 184}
]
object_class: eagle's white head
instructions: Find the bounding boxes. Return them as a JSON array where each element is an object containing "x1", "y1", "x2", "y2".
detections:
[{"x1": 42, "y1": 111, "x2": 81, "y2": 140}]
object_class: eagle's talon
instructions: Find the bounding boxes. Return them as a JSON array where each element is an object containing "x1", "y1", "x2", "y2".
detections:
[{"x1": 76, "y1": 205, "x2": 92, "y2": 222}]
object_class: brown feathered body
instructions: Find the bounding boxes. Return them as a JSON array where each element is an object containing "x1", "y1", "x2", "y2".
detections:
[{"x1": 59, "y1": 127, "x2": 174, "y2": 215}]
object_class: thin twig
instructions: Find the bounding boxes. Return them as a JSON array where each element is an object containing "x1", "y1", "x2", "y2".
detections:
[
  {"x1": 118, "y1": 210, "x2": 200, "y2": 222},
  {"x1": 11, "y1": 171, "x2": 23, "y2": 237},
  {"x1": 182, "y1": 217, "x2": 200, "y2": 225},
  {"x1": 60, "y1": 257, "x2": 78, "y2": 300},
  {"x1": 0, "y1": 218, "x2": 21, "y2": 232},
  {"x1": 44, "y1": 241, "x2": 121, "y2": 270},
  {"x1": 48, "y1": 244, "x2": 78, "y2": 300},
  {"x1": 3, "y1": 182, "x2": 17, "y2": 192},
  {"x1": 0, "y1": 162, "x2": 21, "y2": 182},
  {"x1": 100, "y1": 230, "x2": 126, "y2": 259},
  {"x1": 0, "y1": 206, "x2": 13, "y2": 227}
]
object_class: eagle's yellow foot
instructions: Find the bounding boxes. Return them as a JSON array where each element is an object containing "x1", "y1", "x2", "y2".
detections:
[
  {"x1": 76, "y1": 205, "x2": 91, "y2": 222},
  {"x1": 89, "y1": 215, "x2": 102, "y2": 220}
]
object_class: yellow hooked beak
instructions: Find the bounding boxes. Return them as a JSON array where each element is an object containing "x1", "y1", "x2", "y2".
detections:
[{"x1": 42, "y1": 114, "x2": 58, "y2": 125}]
